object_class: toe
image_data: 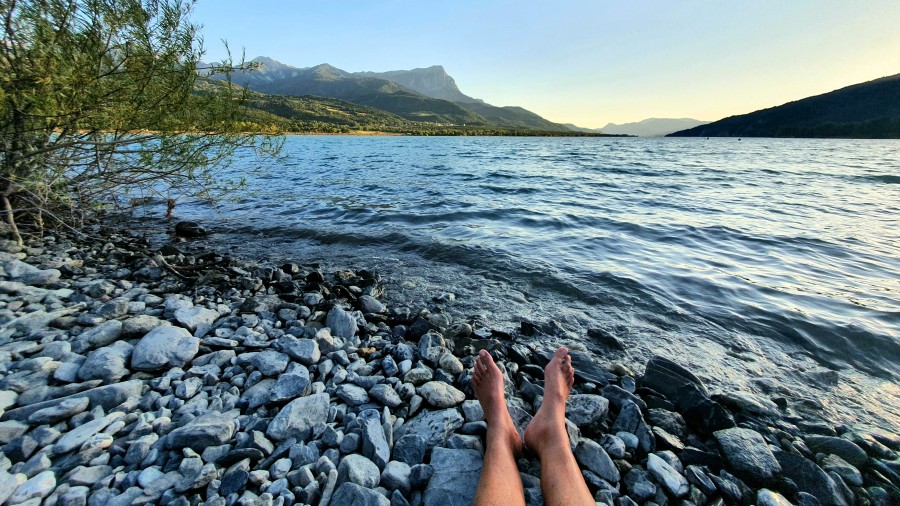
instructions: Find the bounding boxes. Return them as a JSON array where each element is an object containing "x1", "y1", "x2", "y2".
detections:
[{"x1": 553, "y1": 347, "x2": 569, "y2": 363}]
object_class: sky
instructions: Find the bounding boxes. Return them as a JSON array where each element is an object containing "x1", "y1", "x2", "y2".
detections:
[{"x1": 192, "y1": 0, "x2": 900, "y2": 128}]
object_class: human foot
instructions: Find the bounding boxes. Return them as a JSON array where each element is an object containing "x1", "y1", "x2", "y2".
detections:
[
  {"x1": 523, "y1": 347, "x2": 575, "y2": 455},
  {"x1": 472, "y1": 350, "x2": 522, "y2": 455}
]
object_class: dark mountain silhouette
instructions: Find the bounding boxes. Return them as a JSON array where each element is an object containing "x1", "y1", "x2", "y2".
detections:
[{"x1": 669, "y1": 73, "x2": 900, "y2": 138}]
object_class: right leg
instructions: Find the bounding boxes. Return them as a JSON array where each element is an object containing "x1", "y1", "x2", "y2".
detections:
[
  {"x1": 471, "y1": 350, "x2": 526, "y2": 506},
  {"x1": 524, "y1": 348, "x2": 594, "y2": 506}
]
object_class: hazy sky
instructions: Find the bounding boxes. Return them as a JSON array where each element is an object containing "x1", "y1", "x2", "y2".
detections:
[{"x1": 193, "y1": 0, "x2": 900, "y2": 128}]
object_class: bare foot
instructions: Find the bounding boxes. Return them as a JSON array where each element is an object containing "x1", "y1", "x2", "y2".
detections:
[
  {"x1": 472, "y1": 350, "x2": 522, "y2": 455},
  {"x1": 524, "y1": 347, "x2": 575, "y2": 455}
]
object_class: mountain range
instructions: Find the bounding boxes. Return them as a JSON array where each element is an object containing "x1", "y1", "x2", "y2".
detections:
[
  {"x1": 215, "y1": 57, "x2": 571, "y2": 132},
  {"x1": 670, "y1": 73, "x2": 900, "y2": 138},
  {"x1": 601, "y1": 118, "x2": 709, "y2": 137}
]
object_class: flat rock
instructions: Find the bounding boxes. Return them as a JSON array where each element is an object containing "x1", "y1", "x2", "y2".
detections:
[
  {"x1": 53, "y1": 412, "x2": 123, "y2": 454},
  {"x1": 267, "y1": 393, "x2": 330, "y2": 441},
  {"x1": 72, "y1": 320, "x2": 123, "y2": 353},
  {"x1": 647, "y1": 453, "x2": 689, "y2": 497},
  {"x1": 336, "y1": 384, "x2": 370, "y2": 406},
  {"x1": 714, "y1": 427, "x2": 781, "y2": 485},
  {"x1": 417, "y1": 381, "x2": 465, "y2": 408},
  {"x1": 424, "y1": 447, "x2": 482, "y2": 506},
  {"x1": 28, "y1": 397, "x2": 89, "y2": 425},
  {"x1": 1, "y1": 379, "x2": 142, "y2": 422},
  {"x1": 131, "y1": 326, "x2": 199, "y2": 371},
  {"x1": 167, "y1": 410, "x2": 238, "y2": 450},
  {"x1": 395, "y1": 408, "x2": 464, "y2": 449},
  {"x1": 574, "y1": 439, "x2": 620, "y2": 484},
  {"x1": 8, "y1": 470, "x2": 55, "y2": 504},
  {"x1": 174, "y1": 306, "x2": 218, "y2": 335}
]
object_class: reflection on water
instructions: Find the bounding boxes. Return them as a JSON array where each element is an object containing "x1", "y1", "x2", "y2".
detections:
[{"x1": 165, "y1": 136, "x2": 899, "y2": 431}]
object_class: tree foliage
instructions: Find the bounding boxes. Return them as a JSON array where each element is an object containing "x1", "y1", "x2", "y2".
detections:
[{"x1": 0, "y1": 0, "x2": 281, "y2": 244}]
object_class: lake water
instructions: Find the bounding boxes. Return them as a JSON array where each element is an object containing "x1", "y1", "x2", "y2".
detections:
[{"x1": 171, "y1": 136, "x2": 900, "y2": 431}]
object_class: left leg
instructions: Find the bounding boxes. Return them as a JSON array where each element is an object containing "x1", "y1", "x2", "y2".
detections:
[{"x1": 471, "y1": 350, "x2": 526, "y2": 506}]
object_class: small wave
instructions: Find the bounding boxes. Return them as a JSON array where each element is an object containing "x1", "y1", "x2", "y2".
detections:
[{"x1": 869, "y1": 174, "x2": 900, "y2": 184}]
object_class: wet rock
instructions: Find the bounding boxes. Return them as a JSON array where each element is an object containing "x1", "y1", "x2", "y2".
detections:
[
  {"x1": 423, "y1": 447, "x2": 482, "y2": 506},
  {"x1": 714, "y1": 427, "x2": 781, "y2": 486},
  {"x1": 417, "y1": 381, "x2": 465, "y2": 408},
  {"x1": 757, "y1": 489, "x2": 794, "y2": 506},
  {"x1": 647, "y1": 453, "x2": 689, "y2": 497},
  {"x1": 642, "y1": 355, "x2": 709, "y2": 411},
  {"x1": 174, "y1": 221, "x2": 207, "y2": 237},
  {"x1": 569, "y1": 350, "x2": 617, "y2": 385},
  {"x1": 821, "y1": 454, "x2": 863, "y2": 486},
  {"x1": 805, "y1": 435, "x2": 868, "y2": 468},
  {"x1": 267, "y1": 393, "x2": 330, "y2": 441},
  {"x1": 717, "y1": 391, "x2": 779, "y2": 417},
  {"x1": 775, "y1": 451, "x2": 848, "y2": 506},
  {"x1": 131, "y1": 326, "x2": 199, "y2": 371}
]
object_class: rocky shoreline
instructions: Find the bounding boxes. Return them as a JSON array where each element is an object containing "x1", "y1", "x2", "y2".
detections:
[{"x1": 0, "y1": 222, "x2": 897, "y2": 506}]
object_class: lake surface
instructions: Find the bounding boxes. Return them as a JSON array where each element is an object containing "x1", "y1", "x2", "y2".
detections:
[{"x1": 172, "y1": 136, "x2": 900, "y2": 430}]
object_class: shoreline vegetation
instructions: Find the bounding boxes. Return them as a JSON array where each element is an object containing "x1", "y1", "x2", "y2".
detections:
[{"x1": 0, "y1": 217, "x2": 896, "y2": 505}]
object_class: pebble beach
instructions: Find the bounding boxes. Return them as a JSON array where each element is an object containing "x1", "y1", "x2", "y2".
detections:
[{"x1": 0, "y1": 220, "x2": 897, "y2": 506}]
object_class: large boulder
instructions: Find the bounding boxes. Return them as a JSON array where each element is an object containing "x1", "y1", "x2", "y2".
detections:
[{"x1": 131, "y1": 326, "x2": 199, "y2": 371}]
